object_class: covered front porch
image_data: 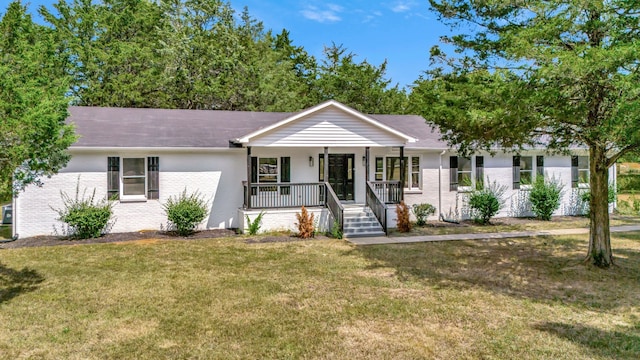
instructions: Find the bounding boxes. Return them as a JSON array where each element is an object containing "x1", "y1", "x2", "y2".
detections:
[
  {"x1": 232, "y1": 101, "x2": 416, "y2": 236},
  {"x1": 240, "y1": 147, "x2": 404, "y2": 236}
]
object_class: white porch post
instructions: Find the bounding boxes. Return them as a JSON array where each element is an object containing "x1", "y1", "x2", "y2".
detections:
[
  {"x1": 399, "y1": 146, "x2": 405, "y2": 201},
  {"x1": 365, "y1": 147, "x2": 370, "y2": 182},
  {"x1": 246, "y1": 146, "x2": 252, "y2": 209}
]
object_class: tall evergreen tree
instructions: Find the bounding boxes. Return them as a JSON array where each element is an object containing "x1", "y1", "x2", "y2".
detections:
[{"x1": 0, "y1": 1, "x2": 76, "y2": 199}]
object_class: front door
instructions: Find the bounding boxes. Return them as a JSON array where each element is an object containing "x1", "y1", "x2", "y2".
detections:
[{"x1": 321, "y1": 154, "x2": 355, "y2": 201}]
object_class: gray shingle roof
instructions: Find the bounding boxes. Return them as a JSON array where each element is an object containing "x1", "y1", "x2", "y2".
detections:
[{"x1": 68, "y1": 106, "x2": 447, "y2": 150}]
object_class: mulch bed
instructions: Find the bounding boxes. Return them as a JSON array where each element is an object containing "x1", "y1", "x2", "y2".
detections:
[{"x1": 0, "y1": 229, "x2": 329, "y2": 249}]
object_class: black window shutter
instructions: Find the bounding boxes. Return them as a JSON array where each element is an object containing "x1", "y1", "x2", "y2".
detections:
[
  {"x1": 107, "y1": 157, "x2": 120, "y2": 199},
  {"x1": 513, "y1": 156, "x2": 521, "y2": 189},
  {"x1": 280, "y1": 157, "x2": 290, "y2": 195},
  {"x1": 571, "y1": 155, "x2": 578, "y2": 188},
  {"x1": 475, "y1": 156, "x2": 484, "y2": 190},
  {"x1": 449, "y1": 156, "x2": 458, "y2": 191},
  {"x1": 147, "y1": 157, "x2": 159, "y2": 199},
  {"x1": 251, "y1": 157, "x2": 257, "y2": 195},
  {"x1": 536, "y1": 155, "x2": 544, "y2": 178}
]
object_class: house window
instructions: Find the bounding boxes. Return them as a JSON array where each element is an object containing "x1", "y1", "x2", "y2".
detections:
[
  {"x1": 458, "y1": 156, "x2": 472, "y2": 188},
  {"x1": 572, "y1": 155, "x2": 589, "y2": 188},
  {"x1": 513, "y1": 155, "x2": 544, "y2": 189},
  {"x1": 258, "y1": 157, "x2": 278, "y2": 184},
  {"x1": 251, "y1": 156, "x2": 291, "y2": 194},
  {"x1": 123, "y1": 158, "x2": 146, "y2": 196},
  {"x1": 375, "y1": 157, "x2": 383, "y2": 181},
  {"x1": 411, "y1": 157, "x2": 420, "y2": 188},
  {"x1": 107, "y1": 156, "x2": 159, "y2": 200},
  {"x1": 450, "y1": 156, "x2": 481, "y2": 191},
  {"x1": 384, "y1": 156, "x2": 421, "y2": 190}
]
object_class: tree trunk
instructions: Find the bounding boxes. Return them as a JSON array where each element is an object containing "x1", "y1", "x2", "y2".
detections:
[{"x1": 586, "y1": 145, "x2": 613, "y2": 268}]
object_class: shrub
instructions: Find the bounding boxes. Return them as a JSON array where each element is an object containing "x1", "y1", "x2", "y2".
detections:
[
  {"x1": 396, "y1": 201, "x2": 412, "y2": 232},
  {"x1": 579, "y1": 184, "x2": 617, "y2": 215},
  {"x1": 296, "y1": 206, "x2": 315, "y2": 239},
  {"x1": 245, "y1": 211, "x2": 265, "y2": 235},
  {"x1": 529, "y1": 177, "x2": 563, "y2": 220},
  {"x1": 468, "y1": 180, "x2": 507, "y2": 225},
  {"x1": 163, "y1": 189, "x2": 209, "y2": 236},
  {"x1": 412, "y1": 203, "x2": 436, "y2": 226},
  {"x1": 329, "y1": 220, "x2": 342, "y2": 239},
  {"x1": 54, "y1": 183, "x2": 114, "y2": 239}
]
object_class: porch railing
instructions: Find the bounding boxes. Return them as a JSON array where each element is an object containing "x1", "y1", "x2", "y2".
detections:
[
  {"x1": 243, "y1": 182, "x2": 325, "y2": 209},
  {"x1": 324, "y1": 182, "x2": 344, "y2": 233},
  {"x1": 369, "y1": 181, "x2": 402, "y2": 204},
  {"x1": 366, "y1": 181, "x2": 388, "y2": 234}
]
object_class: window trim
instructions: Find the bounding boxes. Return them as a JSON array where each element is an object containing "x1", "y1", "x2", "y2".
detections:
[
  {"x1": 513, "y1": 155, "x2": 545, "y2": 190},
  {"x1": 120, "y1": 157, "x2": 148, "y2": 201},
  {"x1": 377, "y1": 155, "x2": 421, "y2": 191},
  {"x1": 572, "y1": 155, "x2": 589, "y2": 188}
]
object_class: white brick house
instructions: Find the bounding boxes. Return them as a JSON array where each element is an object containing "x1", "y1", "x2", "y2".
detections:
[{"x1": 13, "y1": 100, "x2": 612, "y2": 238}]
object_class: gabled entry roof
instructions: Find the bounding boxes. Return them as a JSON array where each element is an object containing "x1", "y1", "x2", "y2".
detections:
[
  {"x1": 233, "y1": 100, "x2": 417, "y2": 147},
  {"x1": 68, "y1": 100, "x2": 446, "y2": 150}
]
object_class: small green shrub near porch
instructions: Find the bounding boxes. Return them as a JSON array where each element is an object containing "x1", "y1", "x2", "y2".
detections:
[{"x1": 412, "y1": 203, "x2": 436, "y2": 226}]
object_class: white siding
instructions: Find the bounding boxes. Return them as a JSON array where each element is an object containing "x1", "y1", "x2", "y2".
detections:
[{"x1": 249, "y1": 108, "x2": 406, "y2": 147}]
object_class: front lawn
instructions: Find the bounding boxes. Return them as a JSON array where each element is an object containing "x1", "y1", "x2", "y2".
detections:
[
  {"x1": 1, "y1": 233, "x2": 639, "y2": 359},
  {"x1": 390, "y1": 214, "x2": 640, "y2": 237}
]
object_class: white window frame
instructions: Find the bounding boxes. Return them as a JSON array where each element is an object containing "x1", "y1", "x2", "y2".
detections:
[
  {"x1": 380, "y1": 155, "x2": 421, "y2": 191},
  {"x1": 577, "y1": 156, "x2": 589, "y2": 188},
  {"x1": 457, "y1": 156, "x2": 473, "y2": 191},
  {"x1": 120, "y1": 157, "x2": 148, "y2": 201},
  {"x1": 519, "y1": 156, "x2": 534, "y2": 188},
  {"x1": 257, "y1": 157, "x2": 279, "y2": 184}
]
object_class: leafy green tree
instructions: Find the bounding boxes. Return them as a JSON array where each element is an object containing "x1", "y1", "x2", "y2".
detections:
[
  {"x1": 412, "y1": 0, "x2": 640, "y2": 267},
  {"x1": 0, "y1": 1, "x2": 76, "y2": 199},
  {"x1": 43, "y1": 0, "x2": 166, "y2": 107}
]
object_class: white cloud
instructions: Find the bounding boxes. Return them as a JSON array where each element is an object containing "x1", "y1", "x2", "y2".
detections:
[
  {"x1": 301, "y1": 4, "x2": 343, "y2": 23},
  {"x1": 391, "y1": 1, "x2": 415, "y2": 13}
]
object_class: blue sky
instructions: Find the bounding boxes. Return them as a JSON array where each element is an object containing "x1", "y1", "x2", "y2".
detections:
[{"x1": 22, "y1": 0, "x2": 451, "y2": 89}]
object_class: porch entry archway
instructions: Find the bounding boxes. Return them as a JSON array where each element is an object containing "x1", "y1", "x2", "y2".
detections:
[{"x1": 319, "y1": 154, "x2": 355, "y2": 201}]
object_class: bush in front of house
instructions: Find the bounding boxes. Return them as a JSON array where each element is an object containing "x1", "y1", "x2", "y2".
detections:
[
  {"x1": 245, "y1": 211, "x2": 265, "y2": 235},
  {"x1": 529, "y1": 177, "x2": 564, "y2": 220},
  {"x1": 296, "y1": 206, "x2": 315, "y2": 239},
  {"x1": 412, "y1": 203, "x2": 436, "y2": 226},
  {"x1": 468, "y1": 180, "x2": 507, "y2": 225},
  {"x1": 54, "y1": 183, "x2": 114, "y2": 239},
  {"x1": 163, "y1": 189, "x2": 209, "y2": 236},
  {"x1": 396, "y1": 200, "x2": 412, "y2": 232}
]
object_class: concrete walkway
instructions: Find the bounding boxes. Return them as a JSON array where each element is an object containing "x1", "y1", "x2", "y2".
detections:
[{"x1": 347, "y1": 224, "x2": 640, "y2": 245}]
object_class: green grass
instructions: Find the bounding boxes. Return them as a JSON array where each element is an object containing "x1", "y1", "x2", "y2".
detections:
[
  {"x1": 1, "y1": 233, "x2": 640, "y2": 359},
  {"x1": 391, "y1": 214, "x2": 640, "y2": 237}
]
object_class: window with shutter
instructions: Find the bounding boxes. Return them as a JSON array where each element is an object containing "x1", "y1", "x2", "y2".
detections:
[
  {"x1": 475, "y1": 156, "x2": 484, "y2": 190},
  {"x1": 449, "y1": 156, "x2": 458, "y2": 191},
  {"x1": 513, "y1": 156, "x2": 521, "y2": 189},
  {"x1": 107, "y1": 157, "x2": 119, "y2": 199},
  {"x1": 147, "y1": 157, "x2": 159, "y2": 199}
]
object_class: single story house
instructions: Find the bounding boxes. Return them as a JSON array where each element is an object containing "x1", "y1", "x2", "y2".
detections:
[{"x1": 13, "y1": 100, "x2": 613, "y2": 238}]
